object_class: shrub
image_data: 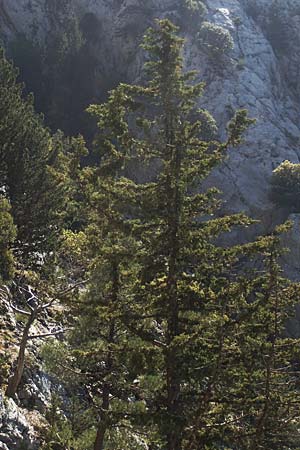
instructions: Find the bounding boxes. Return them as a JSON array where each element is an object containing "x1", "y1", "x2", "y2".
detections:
[
  {"x1": 271, "y1": 160, "x2": 300, "y2": 212},
  {"x1": 236, "y1": 57, "x2": 245, "y2": 70},
  {"x1": 180, "y1": 0, "x2": 207, "y2": 27},
  {"x1": 0, "y1": 197, "x2": 16, "y2": 281},
  {"x1": 183, "y1": 0, "x2": 207, "y2": 16},
  {"x1": 197, "y1": 21, "x2": 234, "y2": 57}
]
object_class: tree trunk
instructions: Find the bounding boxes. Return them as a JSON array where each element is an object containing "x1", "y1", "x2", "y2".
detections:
[
  {"x1": 166, "y1": 313, "x2": 180, "y2": 449},
  {"x1": 93, "y1": 261, "x2": 118, "y2": 450},
  {"x1": 167, "y1": 431, "x2": 181, "y2": 450},
  {"x1": 165, "y1": 111, "x2": 182, "y2": 450},
  {"x1": 94, "y1": 423, "x2": 107, "y2": 450},
  {"x1": 93, "y1": 378, "x2": 110, "y2": 450},
  {"x1": 6, "y1": 312, "x2": 36, "y2": 397}
]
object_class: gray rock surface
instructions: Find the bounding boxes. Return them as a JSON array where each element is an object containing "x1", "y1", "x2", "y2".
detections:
[
  {"x1": 1, "y1": 0, "x2": 300, "y2": 272},
  {"x1": 1, "y1": 0, "x2": 299, "y2": 227},
  {"x1": 0, "y1": 393, "x2": 39, "y2": 449},
  {"x1": 0, "y1": 287, "x2": 67, "y2": 449}
]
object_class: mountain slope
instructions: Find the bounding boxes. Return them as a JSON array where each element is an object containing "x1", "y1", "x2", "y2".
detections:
[{"x1": 1, "y1": 0, "x2": 300, "y2": 267}]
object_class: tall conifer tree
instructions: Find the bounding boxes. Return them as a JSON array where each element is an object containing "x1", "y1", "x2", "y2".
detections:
[
  {"x1": 119, "y1": 19, "x2": 255, "y2": 449},
  {"x1": 63, "y1": 90, "x2": 147, "y2": 450},
  {"x1": 85, "y1": 20, "x2": 300, "y2": 449}
]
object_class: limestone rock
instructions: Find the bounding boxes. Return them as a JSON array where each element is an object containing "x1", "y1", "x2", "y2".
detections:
[
  {"x1": 0, "y1": 393, "x2": 39, "y2": 449},
  {"x1": 1, "y1": 1, "x2": 300, "y2": 252}
]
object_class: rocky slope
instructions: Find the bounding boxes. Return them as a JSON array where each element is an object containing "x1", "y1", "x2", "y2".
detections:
[{"x1": 0, "y1": 287, "x2": 67, "y2": 449}]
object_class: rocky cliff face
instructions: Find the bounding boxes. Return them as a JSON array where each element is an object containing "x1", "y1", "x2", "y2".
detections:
[
  {"x1": 2, "y1": 0, "x2": 300, "y2": 241},
  {"x1": 1, "y1": 0, "x2": 300, "y2": 227}
]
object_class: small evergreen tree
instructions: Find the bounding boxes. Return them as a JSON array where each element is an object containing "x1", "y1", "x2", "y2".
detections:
[
  {"x1": 180, "y1": 0, "x2": 207, "y2": 28},
  {"x1": 197, "y1": 21, "x2": 234, "y2": 57},
  {"x1": 59, "y1": 91, "x2": 147, "y2": 449},
  {"x1": 0, "y1": 47, "x2": 88, "y2": 404},
  {"x1": 183, "y1": 224, "x2": 300, "y2": 450},
  {"x1": 118, "y1": 20, "x2": 253, "y2": 449},
  {"x1": 0, "y1": 47, "x2": 83, "y2": 265},
  {"x1": 271, "y1": 159, "x2": 300, "y2": 212}
]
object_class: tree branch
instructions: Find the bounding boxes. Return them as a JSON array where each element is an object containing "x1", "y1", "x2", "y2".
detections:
[
  {"x1": 28, "y1": 328, "x2": 70, "y2": 340},
  {"x1": 10, "y1": 304, "x2": 31, "y2": 317}
]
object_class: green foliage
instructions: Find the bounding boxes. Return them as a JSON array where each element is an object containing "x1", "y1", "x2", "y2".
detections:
[
  {"x1": 184, "y1": 0, "x2": 206, "y2": 13},
  {"x1": 16, "y1": 442, "x2": 31, "y2": 450},
  {"x1": 0, "y1": 196, "x2": 16, "y2": 280},
  {"x1": 180, "y1": 0, "x2": 207, "y2": 26},
  {"x1": 197, "y1": 21, "x2": 234, "y2": 57},
  {"x1": 0, "y1": 47, "x2": 79, "y2": 265},
  {"x1": 194, "y1": 108, "x2": 218, "y2": 141},
  {"x1": 72, "y1": 19, "x2": 300, "y2": 450},
  {"x1": 236, "y1": 57, "x2": 245, "y2": 70},
  {"x1": 41, "y1": 393, "x2": 94, "y2": 450},
  {"x1": 104, "y1": 429, "x2": 149, "y2": 450},
  {"x1": 40, "y1": 341, "x2": 75, "y2": 385},
  {"x1": 270, "y1": 160, "x2": 300, "y2": 212},
  {"x1": 227, "y1": 109, "x2": 256, "y2": 146}
]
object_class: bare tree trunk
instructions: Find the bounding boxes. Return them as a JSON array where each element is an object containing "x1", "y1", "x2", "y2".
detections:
[
  {"x1": 94, "y1": 380, "x2": 110, "y2": 450},
  {"x1": 166, "y1": 324, "x2": 181, "y2": 440},
  {"x1": 165, "y1": 112, "x2": 182, "y2": 450},
  {"x1": 5, "y1": 281, "x2": 79, "y2": 399},
  {"x1": 6, "y1": 312, "x2": 36, "y2": 397},
  {"x1": 94, "y1": 424, "x2": 107, "y2": 450},
  {"x1": 93, "y1": 261, "x2": 118, "y2": 450}
]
